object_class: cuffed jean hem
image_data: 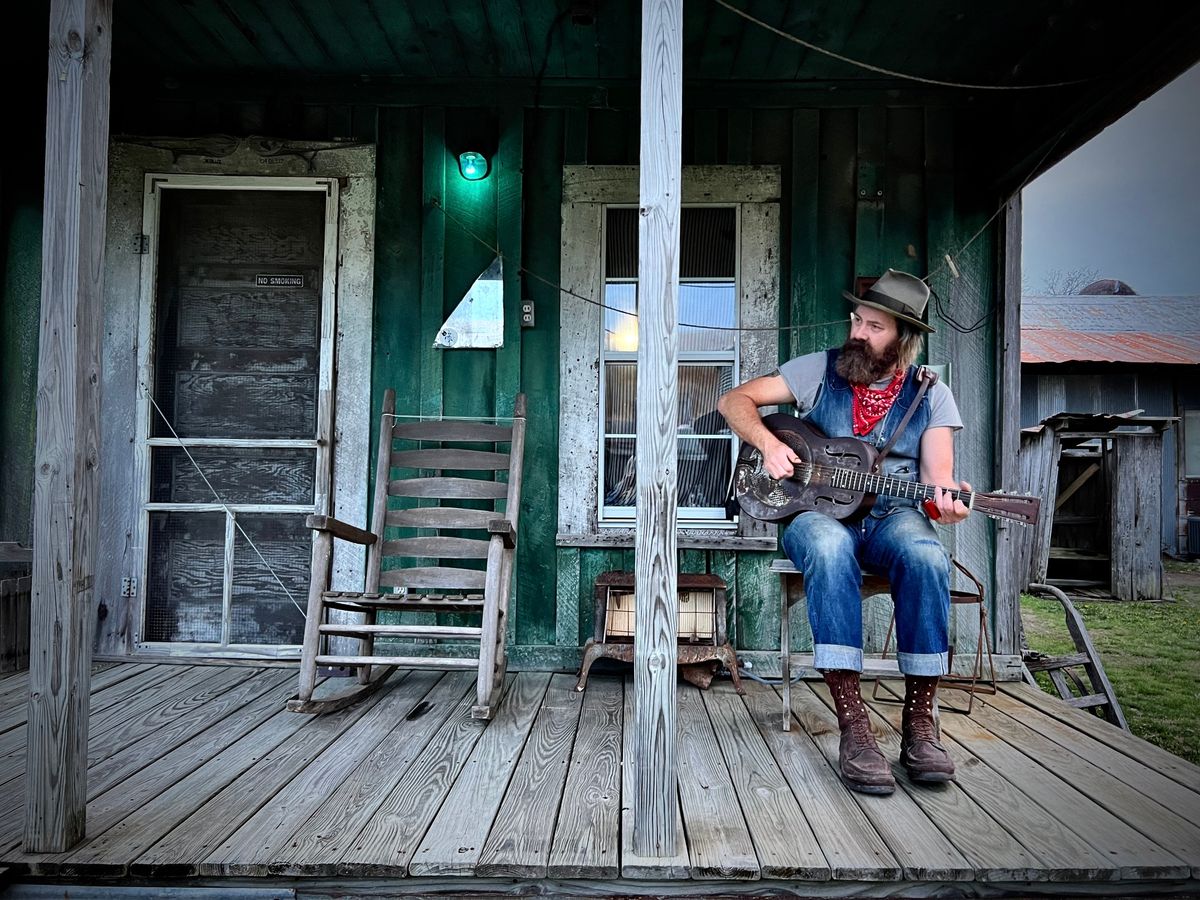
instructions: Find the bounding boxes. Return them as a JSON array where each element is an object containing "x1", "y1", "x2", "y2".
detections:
[
  {"x1": 898, "y1": 650, "x2": 949, "y2": 676},
  {"x1": 812, "y1": 644, "x2": 863, "y2": 672}
]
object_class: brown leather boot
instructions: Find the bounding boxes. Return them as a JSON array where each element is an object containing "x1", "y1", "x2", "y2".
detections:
[
  {"x1": 900, "y1": 675, "x2": 956, "y2": 782},
  {"x1": 823, "y1": 670, "x2": 895, "y2": 795}
]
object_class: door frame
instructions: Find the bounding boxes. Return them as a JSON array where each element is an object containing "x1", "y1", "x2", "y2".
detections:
[
  {"x1": 132, "y1": 174, "x2": 338, "y2": 658},
  {"x1": 96, "y1": 140, "x2": 376, "y2": 659}
]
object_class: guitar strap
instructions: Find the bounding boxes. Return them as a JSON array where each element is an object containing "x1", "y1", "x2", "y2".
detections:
[{"x1": 870, "y1": 365, "x2": 938, "y2": 474}]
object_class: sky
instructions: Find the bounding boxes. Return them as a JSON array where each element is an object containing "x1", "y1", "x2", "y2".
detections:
[{"x1": 1021, "y1": 62, "x2": 1200, "y2": 297}]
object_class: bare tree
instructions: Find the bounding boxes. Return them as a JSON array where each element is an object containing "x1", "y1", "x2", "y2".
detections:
[{"x1": 1042, "y1": 266, "x2": 1100, "y2": 295}]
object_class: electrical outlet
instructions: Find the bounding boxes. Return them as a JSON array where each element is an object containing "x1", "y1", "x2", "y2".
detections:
[
  {"x1": 120, "y1": 576, "x2": 137, "y2": 598},
  {"x1": 520, "y1": 299, "x2": 535, "y2": 328}
]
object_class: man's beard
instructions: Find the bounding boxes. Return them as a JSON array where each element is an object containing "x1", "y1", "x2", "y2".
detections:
[{"x1": 835, "y1": 337, "x2": 901, "y2": 385}]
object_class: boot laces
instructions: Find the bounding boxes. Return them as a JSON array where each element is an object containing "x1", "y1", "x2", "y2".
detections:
[
  {"x1": 908, "y1": 714, "x2": 937, "y2": 743},
  {"x1": 850, "y1": 710, "x2": 873, "y2": 745}
]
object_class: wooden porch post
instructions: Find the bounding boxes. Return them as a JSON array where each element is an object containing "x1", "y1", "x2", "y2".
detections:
[
  {"x1": 24, "y1": 0, "x2": 112, "y2": 852},
  {"x1": 633, "y1": 0, "x2": 682, "y2": 858},
  {"x1": 994, "y1": 194, "x2": 1022, "y2": 655}
]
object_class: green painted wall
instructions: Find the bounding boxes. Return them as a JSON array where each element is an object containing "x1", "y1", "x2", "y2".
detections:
[
  {"x1": 0, "y1": 95, "x2": 1005, "y2": 660},
  {"x1": 0, "y1": 178, "x2": 43, "y2": 546}
]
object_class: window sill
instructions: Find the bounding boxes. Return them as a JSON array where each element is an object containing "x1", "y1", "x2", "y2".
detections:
[{"x1": 556, "y1": 530, "x2": 777, "y2": 551}]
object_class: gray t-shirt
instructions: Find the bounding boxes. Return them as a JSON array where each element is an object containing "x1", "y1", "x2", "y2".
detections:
[{"x1": 777, "y1": 350, "x2": 963, "y2": 432}]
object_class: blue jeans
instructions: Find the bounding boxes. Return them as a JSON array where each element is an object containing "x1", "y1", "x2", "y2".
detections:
[{"x1": 781, "y1": 507, "x2": 951, "y2": 676}]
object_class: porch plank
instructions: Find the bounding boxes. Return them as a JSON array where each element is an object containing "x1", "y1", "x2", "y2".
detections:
[
  {"x1": 0, "y1": 664, "x2": 183, "y2": 787},
  {"x1": 982, "y1": 688, "x2": 1200, "y2": 827},
  {"x1": 59, "y1": 680, "x2": 307, "y2": 873},
  {"x1": 812, "y1": 683, "x2": 1046, "y2": 882},
  {"x1": 0, "y1": 665, "x2": 228, "y2": 790},
  {"x1": 20, "y1": 671, "x2": 298, "y2": 875},
  {"x1": 0, "y1": 667, "x2": 282, "y2": 855},
  {"x1": 868, "y1": 685, "x2": 1120, "y2": 881},
  {"x1": 619, "y1": 677, "x2": 690, "y2": 880},
  {"x1": 965, "y1": 698, "x2": 1200, "y2": 873},
  {"x1": 676, "y1": 687, "x2": 759, "y2": 879},
  {"x1": 0, "y1": 663, "x2": 157, "y2": 735},
  {"x1": 83, "y1": 668, "x2": 275, "y2": 797},
  {"x1": 200, "y1": 675, "x2": 425, "y2": 876},
  {"x1": 742, "y1": 682, "x2": 901, "y2": 881},
  {"x1": 940, "y1": 697, "x2": 1190, "y2": 879},
  {"x1": 131, "y1": 674, "x2": 396, "y2": 877},
  {"x1": 80, "y1": 665, "x2": 222, "y2": 740},
  {"x1": 271, "y1": 672, "x2": 471, "y2": 876},
  {"x1": 702, "y1": 683, "x2": 829, "y2": 880},
  {"x1": 85, "y1": 667, "x2": 253, "y2": 763},
  {"x1": 476, "y1": 674, "x2": 585, "y2": 878},
  {"x1": 409, "y1": 672, "x2": 550, "y2": 875},
  {"x1": 785, "y1": 682, "x2": 973, "y2": 881},
  {"x1": 1000, "y1": 681, "x2": 1200, "y2": 794},
  {"x1": 547, "y1": 675, "x2": 622, "y2": 879},
  {"x1": 336, "y1": 675, "x2": 498, "y2": 875}
]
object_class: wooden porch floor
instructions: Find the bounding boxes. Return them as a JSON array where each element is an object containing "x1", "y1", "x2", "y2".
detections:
[{"x1": 1, "y1": 662, "x2": 1199, "y2": 895}]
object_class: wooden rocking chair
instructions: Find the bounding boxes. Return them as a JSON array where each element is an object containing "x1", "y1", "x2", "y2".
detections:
[{"x1": 289, "y1": 390, "x2": 526, "y2": 719}]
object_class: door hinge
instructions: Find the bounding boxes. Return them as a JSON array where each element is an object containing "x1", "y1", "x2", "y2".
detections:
[
  {"x1": 121, "y1": 576, "x2": 137, "y2": 598},
  {"x1": 133, "y1": 234, "x2": 149, "y2": 254}
]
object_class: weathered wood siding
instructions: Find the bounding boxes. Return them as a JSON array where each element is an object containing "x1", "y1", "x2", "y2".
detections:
[{"x1": 3, "y1": 93, "x2": 1008, "y2": 663}]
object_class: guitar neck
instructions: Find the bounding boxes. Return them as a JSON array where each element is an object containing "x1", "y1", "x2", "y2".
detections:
[{"x1": 821, "y1": 465, "x2": 968, "y2": 506}]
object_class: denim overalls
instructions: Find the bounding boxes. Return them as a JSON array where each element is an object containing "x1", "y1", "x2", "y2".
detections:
[{"x1": 780, "y1": 350, "x2": 952, "y2": 675}]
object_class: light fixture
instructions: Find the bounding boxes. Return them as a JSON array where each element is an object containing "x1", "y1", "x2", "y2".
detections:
[{"x1": 457, "y1": 151, "x2": 490, "y2": 181}]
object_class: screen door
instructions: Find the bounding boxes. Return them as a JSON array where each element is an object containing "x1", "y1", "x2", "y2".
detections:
[{"x1": 138, "y1": 180, "x2": 336, "y2": 652}]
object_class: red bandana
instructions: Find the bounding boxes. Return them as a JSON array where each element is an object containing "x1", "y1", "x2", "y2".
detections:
[{"x1": 850, "y1": 371, "x2": 905, "y2": 436}]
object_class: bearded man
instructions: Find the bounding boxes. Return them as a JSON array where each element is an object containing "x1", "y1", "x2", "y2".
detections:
[{"x1": 717, "y1": 269, "x2": 971, "y2": 795}]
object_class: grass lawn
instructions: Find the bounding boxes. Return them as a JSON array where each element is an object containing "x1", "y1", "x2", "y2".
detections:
[{"x1": 1019, "y1": 559, "x2": 1200, "y2": 765}]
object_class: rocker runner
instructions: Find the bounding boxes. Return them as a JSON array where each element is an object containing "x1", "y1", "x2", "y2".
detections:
[{"x1": 717, "y1": 269, "x2": 969, "y2": 794}]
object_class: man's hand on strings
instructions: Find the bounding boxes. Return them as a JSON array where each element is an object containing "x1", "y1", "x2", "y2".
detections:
[
  {"x1": 925, "y1": 482, "x2": 971, "y2": 525},
  {"x1": 762, "y1": 439, "x2": 801, "y2": 480}
]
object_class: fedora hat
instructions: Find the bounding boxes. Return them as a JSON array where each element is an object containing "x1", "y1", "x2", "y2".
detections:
[{"x1": 842, "y1": 269, "x2": 935, "y2": 333}]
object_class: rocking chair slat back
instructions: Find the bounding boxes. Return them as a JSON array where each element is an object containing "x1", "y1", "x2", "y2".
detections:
[
  {"x1": 378, "y1": 567, "x2": 489, "y2": 590},
  {"x1": 390, "y1": 449, "x2": 512, "y2": 471},
  {"x1": 380, "y1": 536, "x2": 492, "y2": 559},
  {"x1": 385, "y1": 507, "x2": 499, "y2": 529},
  {"x1": 392, "y1": 420, "x2": 513, "y2": 442},
  {"x1": 388, "y1": 477, "x2": 510, "y2": 500}
]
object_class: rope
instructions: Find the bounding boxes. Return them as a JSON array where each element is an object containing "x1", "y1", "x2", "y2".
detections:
[{"x1": 714, "y1": 0, "x2": 1095, "y2": 91}]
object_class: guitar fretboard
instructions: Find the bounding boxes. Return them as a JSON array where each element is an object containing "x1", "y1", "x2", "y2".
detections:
[{"x1": 800, "y1": 462, "x2": 974, "y2": 509}]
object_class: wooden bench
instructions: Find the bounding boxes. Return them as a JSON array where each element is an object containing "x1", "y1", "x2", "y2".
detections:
[{"x1": 773, "y1": 556, "x2": 996, "y2": 731}]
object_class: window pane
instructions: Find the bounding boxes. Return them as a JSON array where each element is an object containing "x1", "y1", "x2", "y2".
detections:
[
  {"x1": 603, "y1": 436, "x2": 733, "y2": 511},
  {"x1": 152, "y1": 189, "x2": 324, "y2": 439},
  {"x1": 604, "y1": 437, "x2": 637, "y2": 506},
  {"x1": 151, "y1": 447, "x2": 316, "y2": 504},
  {"x1": 605, "y1": 363, "x2": 732, "y2": 439},
  {"x1": 604, "y1": 361, "x2": 637, "y2": 435},
  {"x1": 603, "y1": 283, "x2": 639, "y2": 352},
  {"x1": 145, "y1": 511, "x2": 225, "y2": 643},
  {"x1": 605, "y1": 207, "x2": 736, "y2": 278},
  {"x1": 679, "y1": 437, "x2": 733, "y2": 507},
  {"x1": 680, "y1": 283, "x2": 736, "y2": 352},
  {"x1": 679, "y1": 365, "x2": 733, "y2": 436},
  {"x1": 231, "y1": 514, "x2": 309, "y2": 645}
]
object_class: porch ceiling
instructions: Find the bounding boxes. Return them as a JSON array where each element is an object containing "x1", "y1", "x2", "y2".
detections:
[{"x1": 103, "y1": 0, "x2": 1178, "y2": 89}]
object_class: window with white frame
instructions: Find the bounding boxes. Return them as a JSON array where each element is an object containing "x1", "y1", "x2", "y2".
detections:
[
  {"x1": 600, "y1": 206, "x2": 738, "y2": 523},
  {"x1": 557, "y1": 165, "x2": 780, "y2": 549}
]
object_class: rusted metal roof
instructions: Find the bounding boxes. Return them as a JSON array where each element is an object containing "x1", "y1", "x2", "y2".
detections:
[{"x1": 1021, "y1": 294, "x2": 1200, "y2": 364}]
